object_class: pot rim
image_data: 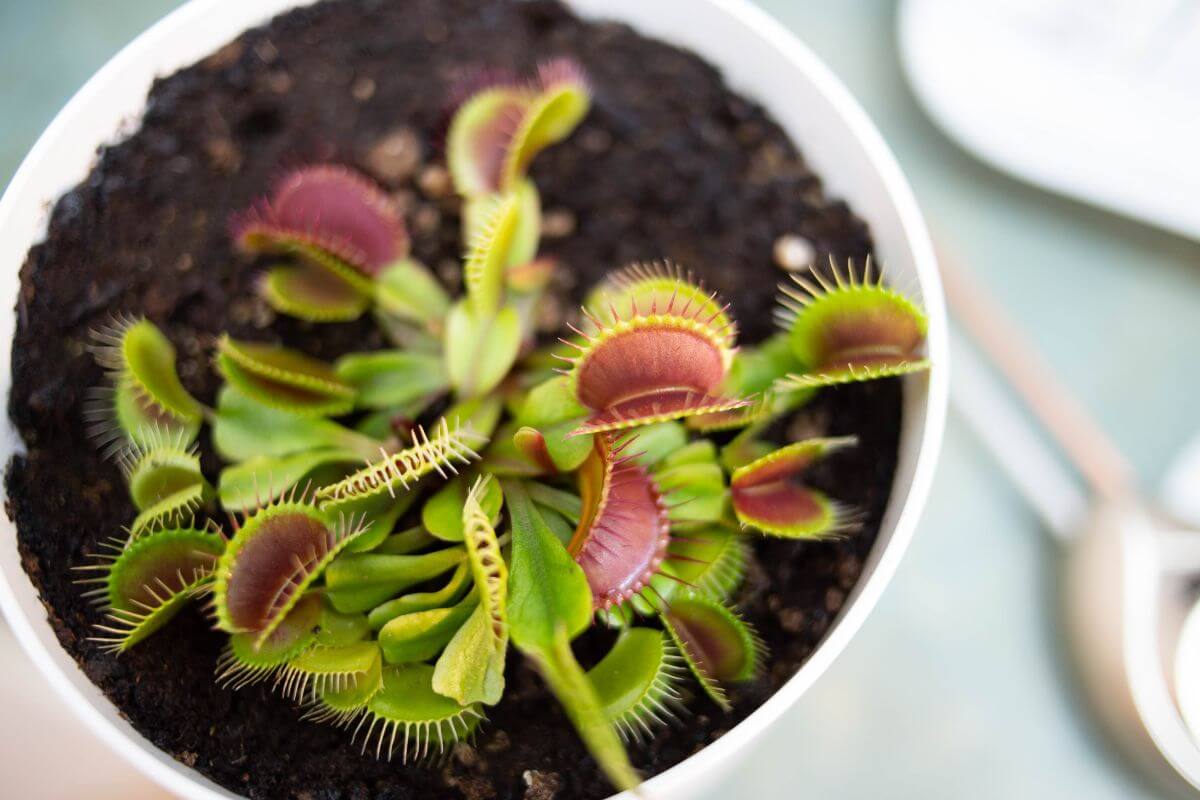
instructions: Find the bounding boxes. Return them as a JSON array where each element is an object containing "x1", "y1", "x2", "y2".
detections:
[{"x1": 0, "y1": 1, "x2": 948, "y2": 798}]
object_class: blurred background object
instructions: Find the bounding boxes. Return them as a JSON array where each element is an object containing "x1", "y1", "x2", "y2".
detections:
[
  {"x1": 900, "y1": 0, "x2": 1200, "y2": 241},
  {"x1": 2, "y1": 1, "x2": 1199, "y2": 798}
]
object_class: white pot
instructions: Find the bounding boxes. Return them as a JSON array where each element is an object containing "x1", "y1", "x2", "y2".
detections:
[{"x1": 0, "y1": 1, "x2": 948, "y2": 797}]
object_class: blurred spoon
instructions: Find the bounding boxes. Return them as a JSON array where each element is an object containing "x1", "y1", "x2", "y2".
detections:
[{"x1": 941, "y1": 248, "x2": 1200, "y2": 798}]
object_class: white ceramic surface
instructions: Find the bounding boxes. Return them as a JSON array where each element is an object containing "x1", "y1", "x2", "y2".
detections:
[
  {"x1": 0, "y1": 1, "x2": 947, "y2": 798},
  {"x1": 898, "y1": 0, "x2": 1200, "y2": 243}
]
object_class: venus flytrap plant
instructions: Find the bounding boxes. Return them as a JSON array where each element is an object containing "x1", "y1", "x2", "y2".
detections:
[
  {"x1": 730, "y1": 437, "x2": 859, "y2": 539},
  {"x1": 774, "y1": 257, "x2": 930, "y2": 391},
  {"x1": 232, "y1": 165, "x2": 409, "y2": 319},
  {"x1": 77, "y1": 54, "x2": 932, "y2": 795},
  {"x1": 86, "y1": 316, "x2": 205, "y2": 456},
  {"x1": 587, "y1": 627, "x2": 687, "y2": 743},
  {"x1": 662, "y1": 592, "x2": 765, "y2": 711},
  {"x1": 76, "y1": 527, "x2": 225, "y2": 653}
]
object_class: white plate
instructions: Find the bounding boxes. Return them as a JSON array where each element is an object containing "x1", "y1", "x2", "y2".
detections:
[{"x1": 900, "y1": 0, "x2": 1200, "y2": 242}]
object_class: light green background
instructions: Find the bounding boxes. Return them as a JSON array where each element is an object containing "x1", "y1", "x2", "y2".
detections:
[{"x1": 3, "y1": 2, "x2": 1199, "y2": 798}]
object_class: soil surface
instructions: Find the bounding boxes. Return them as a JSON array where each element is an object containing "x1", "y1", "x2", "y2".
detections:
[{"x1": 6, "y1": 1, "x2": 899, "y2": 798}]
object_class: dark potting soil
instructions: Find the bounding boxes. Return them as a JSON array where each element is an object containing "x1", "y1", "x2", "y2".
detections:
[{"x1": 5, "y1": 1, "x2": 901, "y2": 798}]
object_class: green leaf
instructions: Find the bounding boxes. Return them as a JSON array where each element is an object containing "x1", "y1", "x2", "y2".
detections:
[
  {"x1": 504, "y1": 480, "x2": 592, "y2": 652},
  {"x1": 335, "y1": 350, "x2": 448, "y2": 410},
  {"x1": 374, "y1": 526, "x2": 436, "y2": 555},
  {"x1": 433, "y1": 602, "x2": 506, "y2": 706},
  {"x1": 661, "y1": 440, "x2": 718, "y2": 469},
  {"x1": 502, "y1": 78, "x2": 591, "y2": 190},
  {"x1": 618, "y1": 421, "x2": 688, "y2": 469},
  {"x1": 367, "y1": 561, "x2": 473, "y2": 631},
  {"x1": 212, "y1": 386, "x2": 379, "y2": 462},
  {"x1": 444, "y1": 302, "x2": 521, "y2": 399},
  {"x1": 375, "y1": 259, "x2": 450, "y2": 331},
  {"x1": 378, "y1": 590, "x2": 479, "y2": 664},
  {"x1": 463, "y1": 179, "x2": 541, "y2": 272},
  {"x1": 536, "y1": 504, "x2": 576, "y2": 547},
  {"x1": 261, "y1": 261, "x2": 370, "y2": 322},
  {"x1": 342, "y1": 493, "x2": 421, "y2": 554},
  {"x1": 725, "y1": 333, "x2": 804, "y2": 395},
  {"x1": 325, "y1": 547, "x2": 466, "y2": 613},
  {"x1": 526, "y1": 482, "x2": 582, "y2": 525},
  {"x1": 422, "y1": 475, "x2": 503, "y2": 542},
  {"x1": 719, "y1": 433, "x2": 775, "y2": 474},
  {"x1": 519, "y1": 376, "x2": 587, "y2": 424},
  {"x1": 464, "y1": 193, "x2": 520, "y2": 316},
  {"x1": 530, "y1": 625, "x2": 640, "y2": 792},
  {"x1": 216, "y1": 336, "x2": 356, "y2": 417},
  {"x1": 217, "y1": 449, "x2": 360, "y2": 512},
  {"x1": 316, "y1": 602, "x2": 371, "y2": 647},
  {"x1": 516, "y1": 376, "x2": 592, "y2": 472},
  {"x1": 656, "y1": 461, "x2": 728, "y2": 523},
  {"x1": 436, "y1": 395, "x2": 504, "y2": 442}
]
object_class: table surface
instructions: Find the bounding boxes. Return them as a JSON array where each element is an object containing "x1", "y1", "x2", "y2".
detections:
[{"x1": 3, "y1": 1, "x2": 1199, "y2": 798}]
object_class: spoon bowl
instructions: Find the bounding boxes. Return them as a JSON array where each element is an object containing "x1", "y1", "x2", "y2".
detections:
[{"x1": 1063, "y1": 498, "x2": 1200, "y2": 799}]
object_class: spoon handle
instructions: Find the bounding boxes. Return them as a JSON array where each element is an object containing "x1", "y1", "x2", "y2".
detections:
[
  {"x1": 950, "y1": 333, "x2": 1089, "y2": 540},
  {"x1": 938, "y1": 247, "x2": 1138, "y2": 503}
]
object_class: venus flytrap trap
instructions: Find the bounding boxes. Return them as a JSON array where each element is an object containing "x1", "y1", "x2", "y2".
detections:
[
  {"x1": 86, "y1": 315, "x2": 206, "y2": 456},
  {"x1": 774, "y1": 257, "x2": 930, "y2": 391},
  {"x1": 76, "y1": 55, "x2": 932, "y2": 795}
]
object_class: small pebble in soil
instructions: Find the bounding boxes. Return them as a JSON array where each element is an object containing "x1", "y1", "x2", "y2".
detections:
[
  {"x1": 773, "y1": 233, "x2": 816, "y2": 272},
  {"x1": 825, "y1": 587, "x2": 846, "y2": 613},
  {"x1": 363, "y1": 127, "x2": 423, "y2": 185},
  {"x1": 541, "y1": 208, "x2": 576, "y2": 239},
  {"x1": 253, "y1": 39, "x2": 278, "y2": 65},
  {"x1": 453, "y1": 742, "x2": 483, "y2": 770},
  {"x1": 203, "y1": 40, "x2": 244, "y2": 71},
  {"x1": 424, "y1": 19, "x2": 451, "y2": 43},
  {"x1": 483, "y1": 730, "x2": 511, "y2": 754},
  {"x1": 437, "y1": 258, "x2": 462, "y2": 285},
  {"x1": 580, "y1": 128, "x2": 612, "y2": 153},
  {"x1": 778, "y1": 607, "x2": 805, "y2": 634},
  {"x1": 536, "y1": 293, "x2": 564, "y2": 333},
  {"x1": 351, "y1": 75, "x2": 376, "y2": 101},
  {"x1": 266, "y1": 70, "x2": 293, "y2": 94},
  {"x1": 443, "y1": 770, "x2": 496, "y2": 800},
  {"x1": 204, "y1": 138, "x2": 242, "y2": 174},
  {"x1": 523, "y1": 770, "x2": 563, "y2": 800},
  {"x1": 414, "y1": 205, "x2": 442, "y2": 237},
  {"x1": 418, "y1": 164, "x2": 453, "y2": 198},
  {"x1": 390, "y1": 188, "x2": 418, "y2": 217}
]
